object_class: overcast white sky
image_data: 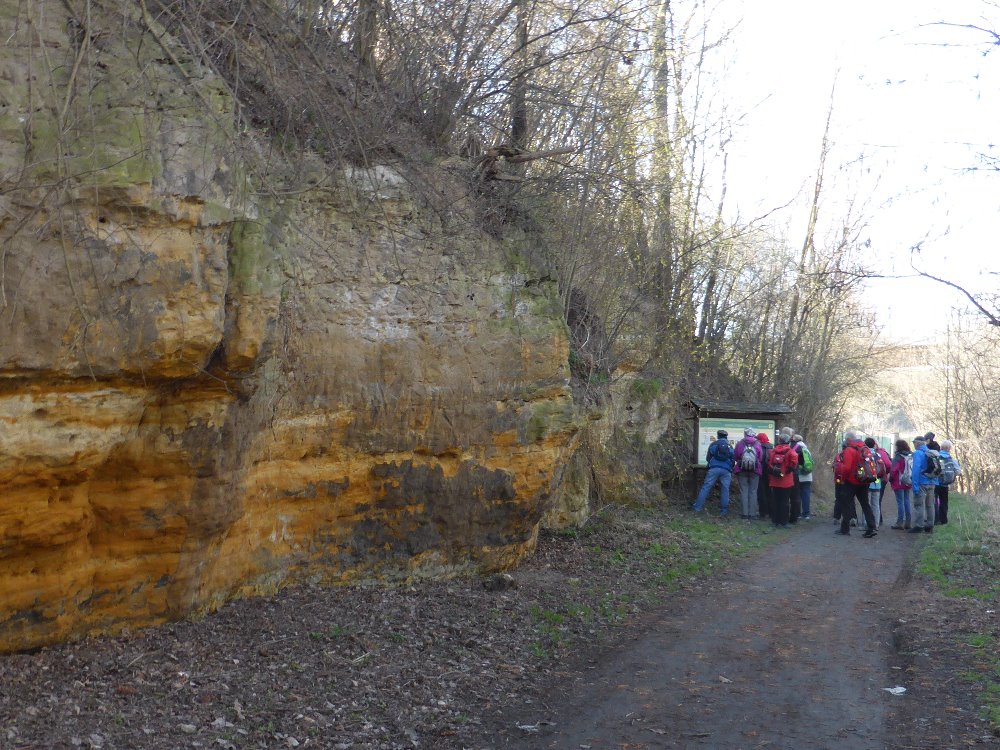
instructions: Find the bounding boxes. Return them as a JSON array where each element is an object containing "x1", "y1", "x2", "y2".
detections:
[{"x1": 715, "y1": 0, "x2": 1000, "y2": 342}]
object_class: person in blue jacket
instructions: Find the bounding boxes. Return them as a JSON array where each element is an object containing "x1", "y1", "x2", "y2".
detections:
[
  {"x1": 693, "y1": 429, "x2": 734, "y2": 516},
  {"x1": 908, "y1": 435, "x2": 938, "y2": 533}
]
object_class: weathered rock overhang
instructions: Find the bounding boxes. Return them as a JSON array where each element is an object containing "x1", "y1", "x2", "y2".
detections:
[{"x1": 0, "y1": 1, "x2": 577, "y2": 652}]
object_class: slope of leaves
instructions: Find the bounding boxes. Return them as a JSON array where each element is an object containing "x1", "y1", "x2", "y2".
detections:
[{"x1": 0, "y1": 503, "x2": 775, "y2": 749}]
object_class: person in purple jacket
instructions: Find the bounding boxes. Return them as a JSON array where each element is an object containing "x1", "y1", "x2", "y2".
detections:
[{"x1": 733, "y1": 428, "x2": 763, "y2": 520}]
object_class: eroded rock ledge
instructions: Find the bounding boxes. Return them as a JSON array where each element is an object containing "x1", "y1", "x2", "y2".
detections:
[{"x1": 0, "y1": 1, "x2": 576, "y2": 652}]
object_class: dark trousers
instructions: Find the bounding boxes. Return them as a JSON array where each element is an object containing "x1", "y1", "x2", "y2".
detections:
[
  {"x1": 758, "y1": 478, "x2": 772, "y2": 519},
  {"x1": 834, "y1": 482, "x2": 850, "y2": 520},
  {"x1": 790, "y1": 475, "x2": 801, "y2": 520},
  {"x1": 840, "y1": 483, "x2": 876, "y2": 534},
  {"x1": 935, "y1": 485, "x2": 949, "y2": 523},
  {"x1": 772, "y1": 486, "x2": 792, "y2": 526}
]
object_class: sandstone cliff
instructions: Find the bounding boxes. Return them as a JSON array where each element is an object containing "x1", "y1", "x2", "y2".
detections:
[{"x1": 0, "y1": 1, "x2": 576, "y2": 651}]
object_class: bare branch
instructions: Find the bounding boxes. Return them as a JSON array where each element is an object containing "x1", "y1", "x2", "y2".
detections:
[{"x1": 911, "y1": 252, "x2": 1000, "y2": 326}]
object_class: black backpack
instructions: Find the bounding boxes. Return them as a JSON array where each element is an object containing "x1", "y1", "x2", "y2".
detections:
[
  {"x1": 923, "y1": 450, "x2": 943, "y2": 480},
  {"x1": 713, "y1": 441, "x2": 732, "y2": 463}
]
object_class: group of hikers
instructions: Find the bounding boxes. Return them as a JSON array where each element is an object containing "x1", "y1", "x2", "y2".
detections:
[
  {"x1": 692, "y1": 426, "x2": 814, "y2": 527},
  {"x1": 692, "y1": 427, "x2": 962, "y2": 538},
  {"x1": 831, "y1": 430, "x2": 961, "y2": 538}
]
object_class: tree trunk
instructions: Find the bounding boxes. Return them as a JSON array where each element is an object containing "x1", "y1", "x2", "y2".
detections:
[
  {"x1": 354, "y1": 0, "x2": 378, "y2": 68},
  {"x1": 510, "y1": 0, "x2": 530, "y2": 153}
]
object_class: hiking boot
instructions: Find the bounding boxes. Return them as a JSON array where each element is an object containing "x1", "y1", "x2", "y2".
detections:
[
  {"x1": 907, "y1": 527, "x2": 923, "y2": 534},
  {"x1": 890, "y1": 524, "x2": 904, "y2": 530},
  {"x1": 863, "y1": 528, "x2": 877, "y2": 538},
  {"x1": 904, "y1": 521, "x2": 911, "y2": 529},
  {"x1": 924, "y1": 526, "x2": 933, "y2": 533}
]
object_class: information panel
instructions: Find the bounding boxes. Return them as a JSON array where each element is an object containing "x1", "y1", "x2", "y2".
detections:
[{"x1": 696, "y1": 417, "x2": 776, "y2": 466}]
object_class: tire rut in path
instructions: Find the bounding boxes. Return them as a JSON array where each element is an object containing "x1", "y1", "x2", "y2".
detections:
[{"x1": 504, "y1": 517, "x2": 911, "y2": 749}]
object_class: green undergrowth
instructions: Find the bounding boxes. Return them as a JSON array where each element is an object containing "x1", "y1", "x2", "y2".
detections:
[
  {"x1": 917, "y1": 494, "x2": 999, "y2": 598},
  {"x1": 527, "y1": 503, "x2": 781, "y2": 660},
  {"x1": 917, "y1": 494, "x2": 1000, "y2": 729}
]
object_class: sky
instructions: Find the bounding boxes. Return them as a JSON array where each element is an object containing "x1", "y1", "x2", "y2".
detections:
[{"x1": 714, "y1": 0, "x2": 1000, "y2": 342}]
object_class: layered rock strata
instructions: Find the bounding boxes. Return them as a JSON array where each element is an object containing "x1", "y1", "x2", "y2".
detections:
[{"x1": 0, "y1": 1, "x2": 576, "y2": 652}]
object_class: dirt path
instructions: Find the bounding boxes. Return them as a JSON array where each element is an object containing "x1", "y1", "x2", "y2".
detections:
[{"x1": 496, "y1": 516, "x2": 916, "y2": 750}]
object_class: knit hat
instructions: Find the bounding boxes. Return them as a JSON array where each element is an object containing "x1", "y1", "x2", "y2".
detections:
[
  {"x1": 757, "y1": 433, "x2": 770, "y2": 443},
  {"x1": 776, "y1": 433, "x2": 790, "y2": 444},
  {"x1": 913, "y1": 435, "x2": 927, "y2": 445},
  {"x1": 716, "y1": 429, "x2": 728, "y2": 439},
  {"x1": 744, "y1": 427, "x2": 756, "y2": 438}
]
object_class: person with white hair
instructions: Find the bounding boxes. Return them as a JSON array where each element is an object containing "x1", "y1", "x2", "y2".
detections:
[
  {"x1": 779, "y1": 426, "x2": 801, "y2": 522},
  {"x1": 833, "y1": 429, "x2": 879, "y2": 538},
  {"x1": 935, "y1": 439, "x2": 963, "y2": 524}
]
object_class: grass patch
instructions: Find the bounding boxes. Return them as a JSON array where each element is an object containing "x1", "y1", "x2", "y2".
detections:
[
  {"x1": 919, "y1": 494, "x2": 1000, "y2": 730},
  {"x1": 917, "y1": 494, "x2": 997, "y2": 599},
  {"x1": 629, "y1": 377, "x2": 663, "y2": 404}
]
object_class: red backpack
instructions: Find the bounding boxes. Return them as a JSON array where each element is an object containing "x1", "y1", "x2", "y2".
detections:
[
  {"x1": 768, "y1": 446, "x2": 793, "y2": 477},
  {"x1": 875, "y1": 448, "x2": 890, "y2": 480},
  {"x1": 852, "y1": 445, "x2": 879, "y2": 484}
]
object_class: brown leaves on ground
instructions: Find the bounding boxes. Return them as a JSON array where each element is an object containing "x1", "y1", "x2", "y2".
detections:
[{"x1": 0, "y1": 506, "x2": 708, "y2": 750}]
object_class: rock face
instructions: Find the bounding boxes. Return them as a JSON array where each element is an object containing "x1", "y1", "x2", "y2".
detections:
[{"x1": 0, "y1": 2, "x2": 576, "y2": 652}]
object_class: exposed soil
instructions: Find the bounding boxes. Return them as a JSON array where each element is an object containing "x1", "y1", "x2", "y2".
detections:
[
  {"x1": 490, "y1": 516, "x2": 997, "y2": 750},
  {"x1": 0, "y1": 499, "x2": 996, "y2": 750},
  {"x1": 886, "y1": 532, "x2": 1000, "y2": 750}
]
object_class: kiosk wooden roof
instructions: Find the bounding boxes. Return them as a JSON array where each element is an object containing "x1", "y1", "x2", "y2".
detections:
[{"x1": 688, "y1": 399, "x2": 793, "y2": 420}]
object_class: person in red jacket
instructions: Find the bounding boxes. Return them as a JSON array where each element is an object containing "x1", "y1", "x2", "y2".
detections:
[
  {"x1": 767, "y1": 433, "x2": 800, "y2": 528},
  {"x1": 834, "y1": 430, "x2": 879, "y2": 538}
]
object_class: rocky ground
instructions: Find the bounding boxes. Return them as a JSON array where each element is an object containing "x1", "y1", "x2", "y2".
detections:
[{"x1": 0, "y1": 497, "x2": 996, "y2": 749}]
